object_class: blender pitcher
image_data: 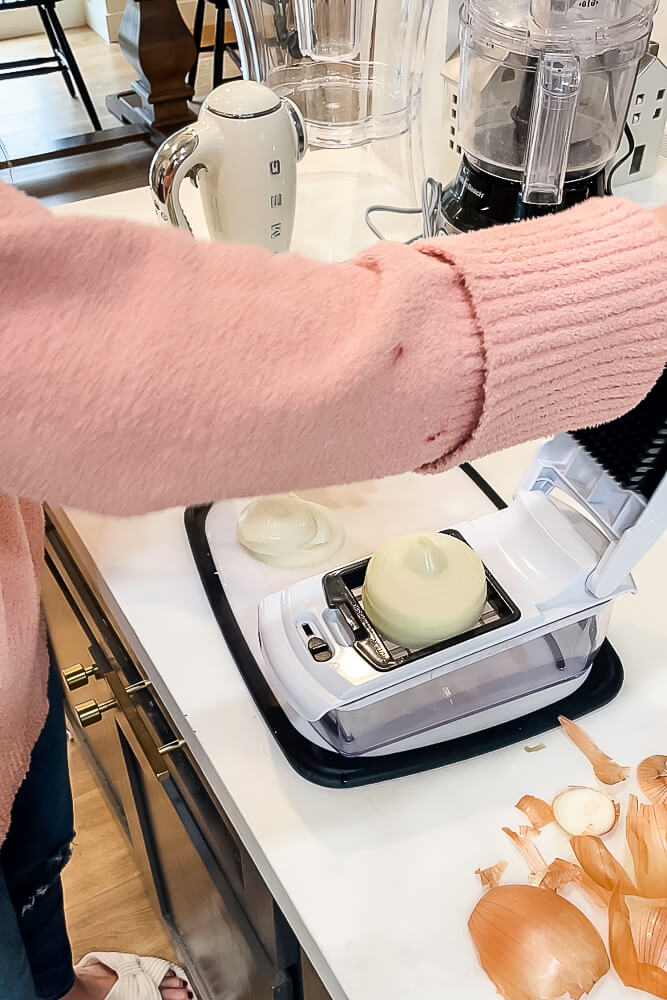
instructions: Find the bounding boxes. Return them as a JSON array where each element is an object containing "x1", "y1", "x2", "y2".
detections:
[
  {"x1": 441, "y1": 0, "x2": 658, "y2": 233},
  {"x1": 228, "y1": 0, "x2": 434, "y2": 173}
]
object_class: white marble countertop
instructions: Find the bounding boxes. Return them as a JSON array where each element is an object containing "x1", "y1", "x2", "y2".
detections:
[{"x1": 51, "y1": 168, "x2": 667, "y2": 1000}]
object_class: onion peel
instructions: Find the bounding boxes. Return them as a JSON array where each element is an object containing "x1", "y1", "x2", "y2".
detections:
[
  {"x1": 570, "y1": 835, "x2": 636, "y2": 896},
  {"x1": 538, "y1": 858, "x2": 608, "y2": 907},
  {"x1": 627, "y1": 794, "x2": 667, "y2": 897},
  {"x1": 558, "y1": 715, "x2": 630, "y2": 785},
  {"x1": 515, "y1": 794, "x2": 554, "y2": 830},
  {"x1": 475, "y1": 860, "x2": 507, "y2": 890},
  {"x1": 502, "y1": 826, "x2": 547, "y2": 877},
  {"x1": 608, "y1": 884, "x2": 667, "y2": 998},
  {"x1": 468, "y1": 883, "x2": 609, "y2": 1000},
  {"x1": 638, "y1": 755, "x2": 667, "y2": 806}
]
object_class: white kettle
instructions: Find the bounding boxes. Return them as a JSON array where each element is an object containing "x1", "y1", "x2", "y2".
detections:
[{"x1": 150, "y1": 81, "x2": 306, "y2": 252}]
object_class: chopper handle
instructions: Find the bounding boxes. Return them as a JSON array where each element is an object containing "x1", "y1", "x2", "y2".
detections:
[
  {"x1": 522, "y1": 49, "x2": 581, "y2": 206},
  {"x1": 150, "y1": 124, "x2": 205, "y2": 236}
]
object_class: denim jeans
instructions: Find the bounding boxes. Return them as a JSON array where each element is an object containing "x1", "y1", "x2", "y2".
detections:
[{"x1": 0, "y1": 658, "x2": 76, "y2": 1000}]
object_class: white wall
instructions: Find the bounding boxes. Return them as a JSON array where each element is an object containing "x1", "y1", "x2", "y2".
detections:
[{"x1": 0, "y1": 0, "x2": 84, "y2": 39}]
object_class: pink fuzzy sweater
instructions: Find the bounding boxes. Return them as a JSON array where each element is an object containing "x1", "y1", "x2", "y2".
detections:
[{"x1": 0, "y1": 180, "x2": 665, "y2": 841}]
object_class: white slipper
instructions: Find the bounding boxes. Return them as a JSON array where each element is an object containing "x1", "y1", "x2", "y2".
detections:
[{"x1": 80, "y1": 952, "x2": 193, "y2": 1000}]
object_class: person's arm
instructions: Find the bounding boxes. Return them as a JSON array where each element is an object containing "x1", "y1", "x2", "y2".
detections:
[{"x1": 0, "y1": 181, "x2": 665, "y2": 515}]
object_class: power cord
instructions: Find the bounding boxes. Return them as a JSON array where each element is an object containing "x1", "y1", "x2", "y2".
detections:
[
  {"x1": 365, "y1": 176, "x2": 447, "y2": 243},
  {"x1": 605, "y1": 123, "x2": 635, "y2": 195}
]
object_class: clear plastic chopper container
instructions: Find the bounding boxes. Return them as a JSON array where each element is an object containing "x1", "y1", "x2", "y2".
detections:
[
  {"x1": 228, "y1": 0, "x2": 434, "y2": 150},
  {"x1": 457, "y1": 0, "x2": 658, "y2": 204}
]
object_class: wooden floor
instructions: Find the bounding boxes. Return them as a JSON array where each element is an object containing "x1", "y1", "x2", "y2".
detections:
[
  {"x1": 0, "y1": 26, "x2": 218, "y2": 205},
  {"x1": 62, "y1": 736, "x2": 176, "y2": 965}
]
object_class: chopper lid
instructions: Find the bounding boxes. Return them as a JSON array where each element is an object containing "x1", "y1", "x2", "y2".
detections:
[
  {"x1": 204, "y1": 80, "x2": 281, "y2": 119},
  {"x1": 462, "y1": 0, "x2": 659, "y2": 56}
]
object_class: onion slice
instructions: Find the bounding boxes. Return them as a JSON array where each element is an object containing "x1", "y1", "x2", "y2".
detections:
[
  {"x1": 469, "y1": 884, "x2": 610, "y2": 1000},
  {"x1": 608, "y1": 885, "x2": 667, "y2": 998},
  {"x1": 475, "y1": 860, "x2": 507, "y2": 890},
  {"x1": 503, "y1": 826, "x2": 547, "y2": 877},
  {"x1": 558, "y1": 715, "x2": 630, "y2": 785},
  {"x1": 552, "y1": 786, "x2": 618, "y2": 837},
  {"x1": 627, "y1": 794, "x2": 667, "y2": 897},
  {"x1": 570, "y1": 834, "x2": 636, "y2": 896},
  {"x1": 515, "y1": 794, "x2": 554, "y2": 830},
  {"x1": 638, "y1": 755, "x2": 667, "y2": 806},
  {"x1": 539, "y1": 858, "x2": 608, "y2": 907}
]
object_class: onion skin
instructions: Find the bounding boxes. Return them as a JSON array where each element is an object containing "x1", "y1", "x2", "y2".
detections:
[
  {"x1": 570, "y1": 835, "x2": 636, "y2": 897},
  {"x1": 638, "y1": 755, "x2": 667, "y2": 806},
  {"x1": 539, "y1": 858, "x2": 608, "y2": 907},
  {"x1": 627, "y1": 794, "x2": 667, "y2": 897},
  {"x1": 608, "y1": 885, "x2": 667, "y2": 998},
  {"x1": 515, "y1": 795, "x2": 554, "y2": 830},
  {"x1": 503, "y1": 826, "x2": 547, "y2": 877},
  {"x1": 475, "y1": 860, "x2": 507, "y2": 890},
  {"x1": 558, "y1": 716, "x2": 630, "y2": 785},
  {"x1": 469, "y1": 884, "x2": 610, "y2": 1000}
]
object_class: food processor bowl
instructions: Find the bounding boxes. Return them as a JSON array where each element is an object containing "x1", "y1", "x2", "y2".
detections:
[{"x1": 457, "y1": 0, "x2": 658, "y2": 202}]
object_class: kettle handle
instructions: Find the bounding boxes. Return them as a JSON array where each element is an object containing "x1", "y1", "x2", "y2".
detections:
[{"x1": 150, "y1": 123, "x2": 206, "y2": 235}]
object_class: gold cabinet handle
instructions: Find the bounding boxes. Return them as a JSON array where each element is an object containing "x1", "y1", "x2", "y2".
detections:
[
  {"x1": 62, "y1": 663, "x2": 98, "y2": 691},
  {"x1": 157, "y1": 739, "x2": 186, "y2": 755},
  {"x1": 74, "y1": 697, "x2": 117, "y2": 727}
]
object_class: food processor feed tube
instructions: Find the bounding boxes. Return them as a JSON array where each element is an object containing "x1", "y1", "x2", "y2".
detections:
[{"x1": 443, "y1": 0, "x2": 658, "y2": 232}]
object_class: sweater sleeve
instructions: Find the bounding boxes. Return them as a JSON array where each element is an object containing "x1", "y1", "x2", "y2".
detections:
[{"x1": 0, "y1": 181, "x2": 664, "y2": 515}]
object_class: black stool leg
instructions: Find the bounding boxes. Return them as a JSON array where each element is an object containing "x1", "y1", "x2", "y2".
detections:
[
  {"x1": 38, "y1": 4, "x2": 75, "y2": 97},
  {"x1": 187, "y1": 0, "x2": 205, "y2": 90},
  {"x1": 213, "y1": 2, "x2": 225, "y2": 88},
  {"x1": 46, "y1": 3, "x2": 102, "y2": 130}
]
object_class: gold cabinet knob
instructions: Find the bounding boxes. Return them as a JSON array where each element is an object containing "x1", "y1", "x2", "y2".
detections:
[
  {"x1": 74, "y1": 697, "x2": 117, "y2": 727},
  {"x1": 62, "y1": 663, "x2": 97, "y2": 691}
]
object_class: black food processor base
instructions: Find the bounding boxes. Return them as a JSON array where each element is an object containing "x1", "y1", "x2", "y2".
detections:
[
  {"x1": 441, "y1": 156, "x2": 606, "y2": 234},
  {"x1": 184, "y1": 465, "x2": 624, "y2": 788}
]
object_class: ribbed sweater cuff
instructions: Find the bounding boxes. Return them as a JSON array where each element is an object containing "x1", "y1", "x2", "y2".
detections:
[{"x1": 417, "y1": 198, "x2": 667, "y2": 469}]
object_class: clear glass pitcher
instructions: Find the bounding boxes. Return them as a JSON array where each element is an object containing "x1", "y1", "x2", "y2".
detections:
[
  {"x1": 457, "y1": 0, "x2": 658, "y2": 204},
  {"x1": 228, "y1": 0, "x2": 434, "y2": 152}
]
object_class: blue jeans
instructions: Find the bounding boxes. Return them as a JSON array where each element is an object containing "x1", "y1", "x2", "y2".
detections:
[{"x1": 0, "y1": 659, "x2": 76, "y2": 1000}]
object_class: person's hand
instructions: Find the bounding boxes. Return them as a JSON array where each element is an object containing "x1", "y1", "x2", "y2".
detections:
[{"x1": 652, "y1": 205, "x2": 667, "y2": 230}]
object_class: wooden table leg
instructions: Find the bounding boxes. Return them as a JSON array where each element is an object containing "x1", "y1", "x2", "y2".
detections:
[{"x1": 106, "y1": 0, "x2": 197, "y2": 135}]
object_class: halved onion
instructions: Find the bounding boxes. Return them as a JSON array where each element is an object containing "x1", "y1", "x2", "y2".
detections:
[
  {"x1": 638, "y1": 755, "x2": 667, "y2": 806},
  {"x1": 503, "y1": 826, "x2": 547, "y2": 877},
  {"x1": 475, "y1": 860, "x2": 507, "y2": 890},
  {"x1": 515, "y1": 794, "x2": 554, "y2": 830},
  {"x1": 552, "y1": 786, "x2": 618, "y2": 837},
  {"x1": 570, "y1": 835, "x2": 636, "y2": 896},
  {"x1": 627, "y1": 794, "x2": 667, "y2": 897},
  {"x1": 469, "y1": 884, "x2": 610, "y2": 1000},
  {"x1": 558, "y1": 715, "x2": 630, "y2": 785},
  {"x1": 539, "y1": 858, "x2": 608, "y2": 907},
  {"x1": 608, "y1": 885, "x2": 667, "y2": 998}
]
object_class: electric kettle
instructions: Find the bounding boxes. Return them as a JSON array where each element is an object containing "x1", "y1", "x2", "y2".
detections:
[{"x1": 150, "y1": 80, "x2": 306, "y2": 252}]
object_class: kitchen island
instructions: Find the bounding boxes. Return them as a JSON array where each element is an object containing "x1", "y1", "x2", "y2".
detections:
[{"x1": 43, "y1": 176, "x2": 667, "y2": 1000}]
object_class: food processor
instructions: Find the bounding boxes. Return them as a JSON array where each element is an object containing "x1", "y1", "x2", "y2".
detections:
[{"x1": 440, "y1": 0, "x2": 659, "y2": 232}]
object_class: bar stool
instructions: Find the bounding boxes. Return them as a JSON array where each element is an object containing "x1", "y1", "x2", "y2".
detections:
[
  {"x1": 187, "y1": 0, "x2": 242, "y2": 92},
  {"x1": 0, "y1": 0, "x2": 101, "y2": 131}
]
